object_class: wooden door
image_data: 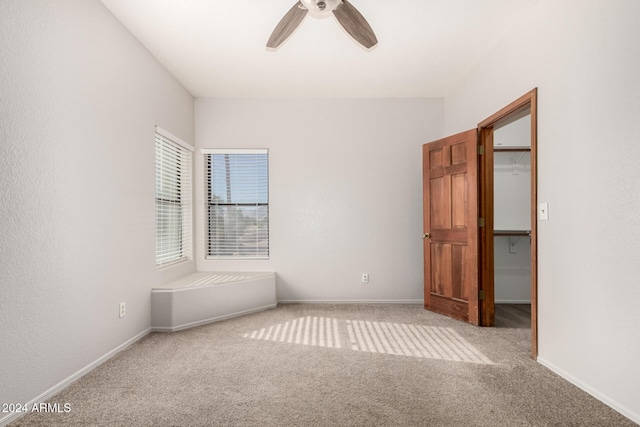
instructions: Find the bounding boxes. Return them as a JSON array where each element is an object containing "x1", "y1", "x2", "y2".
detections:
[{"x1": 423, "y1": 129, "x2": 480, "y2": 325}]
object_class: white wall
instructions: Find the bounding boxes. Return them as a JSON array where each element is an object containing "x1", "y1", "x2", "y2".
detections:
[
  {"x1": 0, "y1": 1, "x2": 194, "y2": 421},
  {"x1": 494, "y1": 151, "x2": 531, "y2": 230},
  {"x1": 443, "y1": 0, "x2": 640, "y2": 422},
  {"x1": 195, "y1": 98, "x2": 443, "y2": 302},
  {"x1": 493, "y1": 115, "x2": 531, "y2": 229},
  {"x1": 494, "y1": 237, "x2": 531, "y2": 303}
]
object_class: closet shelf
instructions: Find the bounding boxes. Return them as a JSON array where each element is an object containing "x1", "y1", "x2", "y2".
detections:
[
  {"x1": 494, "y1": 230, "x2": 531, "y2": 237},
  {"x1": 494, "y1": 146, "x2": 531, "y2": 152}
]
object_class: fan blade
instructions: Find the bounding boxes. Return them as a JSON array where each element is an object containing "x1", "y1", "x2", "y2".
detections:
[
  {"x1": 333, "y1": 0, "x2": 377, "y2": 49},
  {"x1": 267, "y1": 1, "x2": 308, "y2": 49}
]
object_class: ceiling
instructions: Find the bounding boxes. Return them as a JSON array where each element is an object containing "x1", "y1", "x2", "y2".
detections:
[{"x1": 100, "y1": 0, "x2": 540, "y2": 98}]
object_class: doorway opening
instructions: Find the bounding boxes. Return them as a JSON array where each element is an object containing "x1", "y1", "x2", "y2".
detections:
[{"x1": 478, "y1": 89, "x2": 538, "y2": 358}]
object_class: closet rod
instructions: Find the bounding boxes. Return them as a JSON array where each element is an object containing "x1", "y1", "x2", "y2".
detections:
[
  {"x1": 494, "y1": 147, "x2": 531, "y2": 152},
  {"x1": 494, "y1": 230, "x2": 531, "y2": 236}
]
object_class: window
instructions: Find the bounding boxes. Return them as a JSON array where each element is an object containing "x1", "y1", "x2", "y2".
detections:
[
  {"x1": 204, "y1": 149, "x2": 269, "y2": 259},
  {"x1": 155, "y1": 127, "x2": 193, "y2": 267}
]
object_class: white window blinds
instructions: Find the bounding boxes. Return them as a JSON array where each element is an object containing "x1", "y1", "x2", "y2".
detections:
[
  {"x1": 155, "y1": 128, "x2": 193, "y2": 267},
  {"x1": 204, "y1": 149, "x2": 269, "y2": 259}
]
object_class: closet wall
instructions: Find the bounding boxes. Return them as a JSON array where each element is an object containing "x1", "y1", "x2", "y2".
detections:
[{"x1": 493, "y1": 113, "x2": 532, "y2": 303}]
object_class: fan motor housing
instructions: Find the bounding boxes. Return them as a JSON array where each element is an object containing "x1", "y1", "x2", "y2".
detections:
[{"x1": 300, "y1": 0, "x2": 341, "y2": 15}]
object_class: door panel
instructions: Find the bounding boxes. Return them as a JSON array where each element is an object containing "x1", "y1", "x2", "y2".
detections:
[
  {"x1": 423, "y1": 129, "x2": 479, "y2": 325},
  {"x1": 451, "y1": 174, "x2": 466, "y2": 227}
]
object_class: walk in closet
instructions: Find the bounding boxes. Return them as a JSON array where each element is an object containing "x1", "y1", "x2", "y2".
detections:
[{"x1": 493, "y1": 110, "x2": 531, "y2": 303}]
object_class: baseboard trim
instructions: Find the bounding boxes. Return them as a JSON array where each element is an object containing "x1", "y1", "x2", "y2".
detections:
[
  {"x1": 495, "y1": 299, "x2": 532, "y2": 304},
  {"x1": 278, "y1": 299, "x2": 423, "y2": 305},
  {"x1": 0, "y1": 328, "x2": 151, "y2": 427},
  {"x1": 151, "y1": 303, "x2": 278, "y2": 332},
  {"x1": 537, "y1": 357, "x2": 640, "y2": 425}
]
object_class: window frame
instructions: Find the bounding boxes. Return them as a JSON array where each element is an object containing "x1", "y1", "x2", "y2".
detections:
[
  {"x1": 202, "y1": 148, "x2": 269, "y2": 260},
  {"x1": 155, "y1": 127, "x2": 194, "y2": 268}
]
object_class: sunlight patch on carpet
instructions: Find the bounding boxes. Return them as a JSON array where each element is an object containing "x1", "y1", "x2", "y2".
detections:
[
  {"x1": 346, "y1": 320, "x2": 492, "y2": 364},
  {"x1": 242, "y1": 316, "x2": 341, "y2": 348},
  {"x1": 242, "y1": 317, "x2": 492, "y2": 364}
]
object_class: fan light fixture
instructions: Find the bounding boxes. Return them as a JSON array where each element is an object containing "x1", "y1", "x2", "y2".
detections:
[
  {"x1": 267, "y1": 0, "x2": 378, "y2": 50},
  {"x1": 300, "y1": 0, "x2": 341, "y2": 15}
]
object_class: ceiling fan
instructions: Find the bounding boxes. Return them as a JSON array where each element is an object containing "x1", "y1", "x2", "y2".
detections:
[{"x1": 267, "y1": 0, "x2": 378, "y2": 50}]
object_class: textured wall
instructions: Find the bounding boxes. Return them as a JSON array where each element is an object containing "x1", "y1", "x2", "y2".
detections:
[
  {"x1": 0, "y1": 0, "x2": 194, "y2": 418},
  {"x1": 443, "y1": 0, "x2": 640, "y2": 422},
  {"x1": 195, "y1": 98, "x2": 443, "y2": 302}
]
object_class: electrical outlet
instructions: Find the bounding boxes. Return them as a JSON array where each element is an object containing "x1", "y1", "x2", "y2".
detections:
[
  {"x1": 119, "y1": 302, "x2": 126, "y2": 318},
  {"x1": 362, "y1": 273, "x2": 369, "y2": 283}
]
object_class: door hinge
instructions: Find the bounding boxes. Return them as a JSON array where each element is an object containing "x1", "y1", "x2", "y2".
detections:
[
  {"x1": 478, "y1": 218, "x2": 485, "y2": 228},
  {"x1": 479, "y1": 290, "x2": 486, "y2": 300},
  {"x1": 477, "y1": 145, "x2": 484, "y2": 155}
]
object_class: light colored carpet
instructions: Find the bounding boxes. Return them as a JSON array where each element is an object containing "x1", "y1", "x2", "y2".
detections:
[{"x1": 10, "y1": 304, "x2": 636, "y2": 426}]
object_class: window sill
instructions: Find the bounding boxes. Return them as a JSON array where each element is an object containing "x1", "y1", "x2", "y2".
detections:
[{"x1": 156, "y1": 257, "x2": 190, "y2": 270}]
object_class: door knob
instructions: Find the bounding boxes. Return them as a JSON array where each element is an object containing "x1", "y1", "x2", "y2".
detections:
[{"x1": 422, "y1": 232, "x2": 431, "y2": 240}]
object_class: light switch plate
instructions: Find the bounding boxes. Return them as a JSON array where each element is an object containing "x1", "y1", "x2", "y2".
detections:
[{"x1": 539, "y1": 202, "x2": 549, "y2": 221}]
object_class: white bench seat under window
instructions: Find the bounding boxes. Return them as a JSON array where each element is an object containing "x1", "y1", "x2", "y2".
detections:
[{"x1": 151, "y1": 272, "x2": 276, "y2": 332}]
